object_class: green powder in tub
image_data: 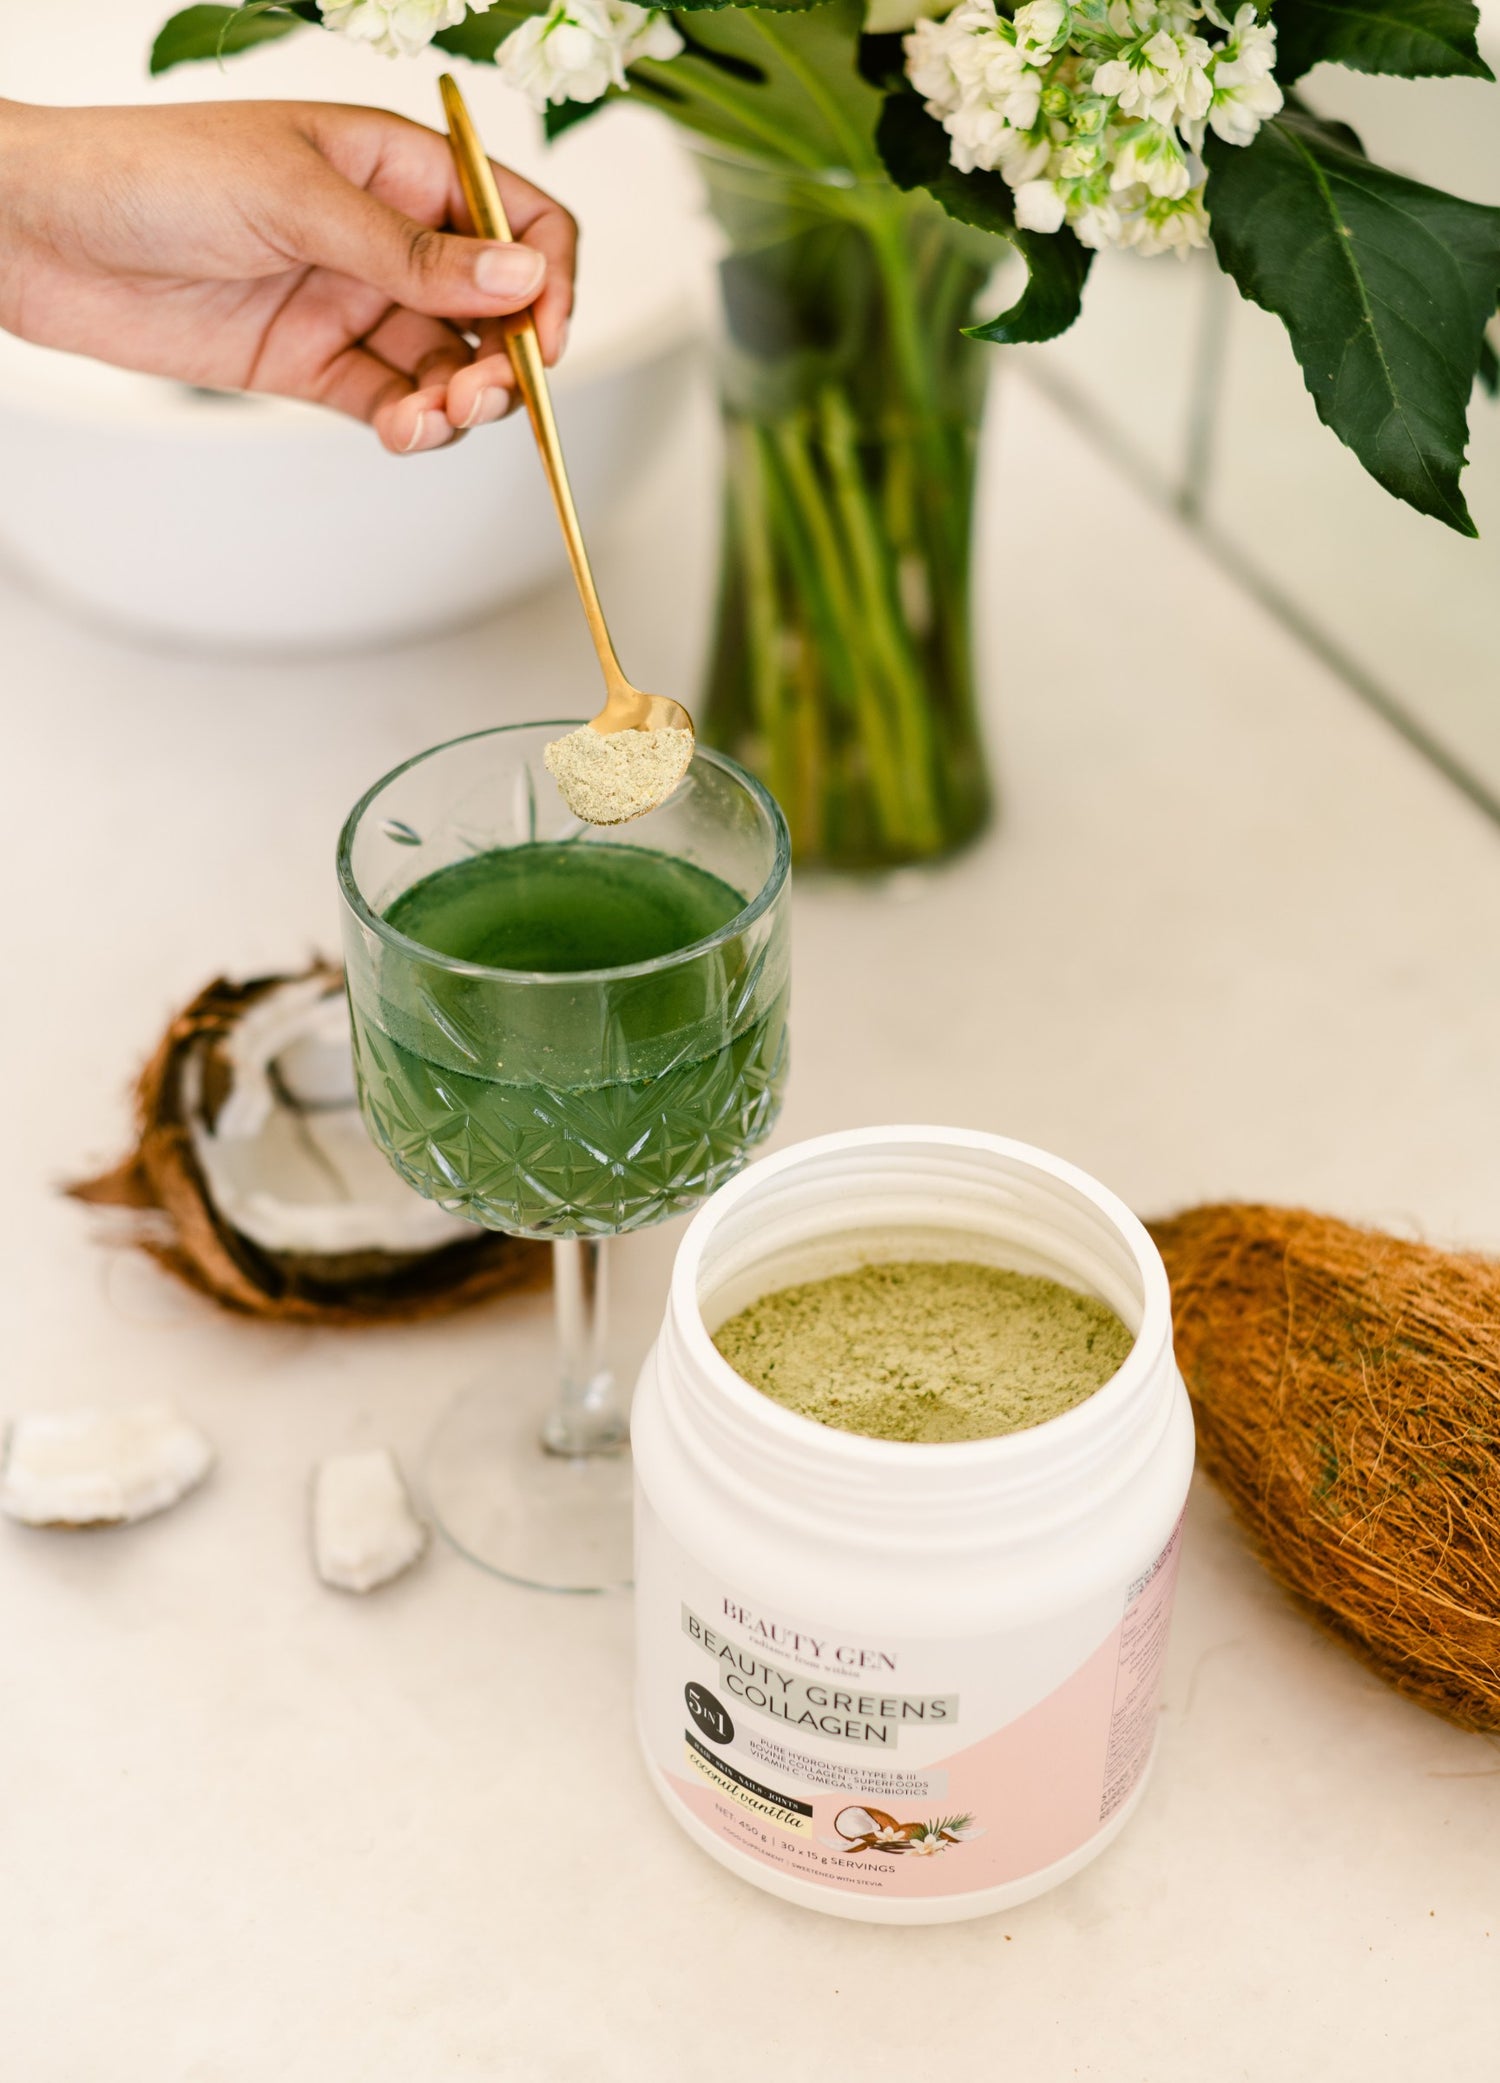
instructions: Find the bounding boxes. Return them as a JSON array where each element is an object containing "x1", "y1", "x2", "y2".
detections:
[{"x1": 712, "y1": 1261, "x2": 1134, "y2": 1444}]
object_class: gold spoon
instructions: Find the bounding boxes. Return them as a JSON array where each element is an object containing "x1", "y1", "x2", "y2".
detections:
[{"x1": 439, "y1": 75, "x2": 695, "y2": 766}]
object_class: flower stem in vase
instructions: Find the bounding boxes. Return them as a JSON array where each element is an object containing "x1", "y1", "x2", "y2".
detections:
[{"x1": 697, "y1": 153, "x2": 996, "y2": 873}]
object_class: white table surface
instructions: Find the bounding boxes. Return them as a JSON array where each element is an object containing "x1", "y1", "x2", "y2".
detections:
[{"x1": 4, "y1": 368, "x2": 1498, "y2": 2082}]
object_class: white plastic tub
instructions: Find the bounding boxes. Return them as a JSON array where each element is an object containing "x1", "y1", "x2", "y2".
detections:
[{"x1": 632, "y1": 1126, "x2": 1195, "y2": 1923}]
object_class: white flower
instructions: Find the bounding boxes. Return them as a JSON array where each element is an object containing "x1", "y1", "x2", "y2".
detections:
[
  {"x1": 994, "y1": 126, "x2": 1055, "y2": 183},
  {"x1": 1205, "y1": 8, "x2": 1282, "y2": 144},
  {"x1": 1205, "y1": 69, "x2": 1280, "y2": 143},
  {"x1": 873, "y1": 1824, "x2": 905, "y2": 1843},
  {"x1": 1090, "y1": 56, "x2": 1147, "y2": 115},
  {"x1": 1214, "y1": 3, "x2": 1278, "y2": 77},
  {"x1": 1071, "y1": 192, "x2": 1126, "y2": 247},
  {"x1": 1109, "y1": 122, "x2": 1191, "y2": 198},
  {"x1": 1095, "y1": 31, "x2": 1212, "y2": 126},
  {"x1": 902, "y1": 0, "x2": 1274, "y2": 255},
  {"x1": 1109, "y1": 0, "x2": 1199, "y2": 31},
  {"x1": 496, "y1": 0, "x2": 682, "y2": 110},
  {"x1": 907, "y1": 1, "x2": 1045, "y2": 173},
  {"x1": 904, "y1": 10, "x2": 971, "y2": 114},
  {"x1": 946, "y1": 99, "x2": 1048, "y2": 172},
  {"x1": 908, "y1": 1831, "x2": 948, "y2": 1856},
  {"x1": 1012, "y1": 0, "x2": 1069, "y2": 60},
  {"x1": 319, "y1": 0, "x2": 489, "y2": 57},
  {"x1": 1120, "y1": 183, "x2": 1211, "y2": 255},
  {"x1": 1013, "y1": 177, "x2": 1069, "y2": 232},
  {"x1": 909, "y1": 1, "x2": 1041, "y2": 125}
]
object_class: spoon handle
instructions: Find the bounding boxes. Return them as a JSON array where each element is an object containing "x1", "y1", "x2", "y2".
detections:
[{"x1": 438, "y1": 74, "x2": 623, "y2": 693}]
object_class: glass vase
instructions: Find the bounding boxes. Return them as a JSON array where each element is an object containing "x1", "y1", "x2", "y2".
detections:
[{"x1": 695, "y1": 147, "x2": 996, "y2": 873}]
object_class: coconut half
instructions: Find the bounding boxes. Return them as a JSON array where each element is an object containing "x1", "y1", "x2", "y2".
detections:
[{"x1": 70, "y1": 965, "x2": 544, "y2": 1324}]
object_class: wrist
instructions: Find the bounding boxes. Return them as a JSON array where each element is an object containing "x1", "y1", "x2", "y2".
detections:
[
  {"x1": 0, "y1": 101, "x2": 53, "y2": 340},
  {"x1": 0, "y1": 100, "x2": 27, "y2": 337}
]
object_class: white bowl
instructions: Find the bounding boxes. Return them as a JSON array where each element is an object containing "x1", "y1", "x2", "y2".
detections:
[
  {"x1": 0, "y1": 311, "x2": 695, "y2": 653},
  {"x1": 0, "y1": 45, "x2": 711, "y2": 654}
]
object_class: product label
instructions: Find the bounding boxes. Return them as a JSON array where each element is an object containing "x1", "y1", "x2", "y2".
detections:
[{"x1": 637, "y1": 1506, "x2": 1186, "y2": 1902}]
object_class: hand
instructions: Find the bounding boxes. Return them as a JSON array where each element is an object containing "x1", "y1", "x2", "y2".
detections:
[{"x1": 0, "y1": 97, "x2": 576, "y2": 454}]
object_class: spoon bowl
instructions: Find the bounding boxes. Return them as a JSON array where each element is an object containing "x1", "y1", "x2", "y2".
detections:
[{"x1": 590, "y1": 689, "x2": 695, "y2": 737}]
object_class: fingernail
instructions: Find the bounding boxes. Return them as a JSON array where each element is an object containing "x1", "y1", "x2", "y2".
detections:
[
  {"x1": 402, "y1": 410, "x2": 453, "y2": 455},
  {"x1": 475, "y1": 244, "x2": 545, "y2": 299},
  {"x1": 460, "y1": 386, "x2": 507, "y2": 429}
]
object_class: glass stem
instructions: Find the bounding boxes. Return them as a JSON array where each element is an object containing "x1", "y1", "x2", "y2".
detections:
[{"x1": 543, "y1": 1238, "x2": 629, "y2": 1458}]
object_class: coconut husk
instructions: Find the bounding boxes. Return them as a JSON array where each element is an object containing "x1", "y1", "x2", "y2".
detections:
[
  {"x1": 70, "y1": 965, "x2": 546, "y2": 1326},
  {"x1": 1151, "y1": 1202, "x2": 1500, "y2": 1731}
]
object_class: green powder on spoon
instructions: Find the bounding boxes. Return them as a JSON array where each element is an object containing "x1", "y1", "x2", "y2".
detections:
[{"x1": 712, "y1": 1260, "x2": 1134, "y2": 1444}]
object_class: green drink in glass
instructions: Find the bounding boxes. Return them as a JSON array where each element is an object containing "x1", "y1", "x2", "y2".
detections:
[{"x1": 339, "y1": 723, "x2": 791, "y2": 1591}]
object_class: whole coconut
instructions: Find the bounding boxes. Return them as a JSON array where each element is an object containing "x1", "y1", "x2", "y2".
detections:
[{"x1": 1152, "y1": 1202, "x2": 1500, "y2": 1731}]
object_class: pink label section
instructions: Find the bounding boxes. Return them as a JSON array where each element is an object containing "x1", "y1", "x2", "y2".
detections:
[{"x1": 668, "y1": 1518, "x2": 1185, "y2": 1900}]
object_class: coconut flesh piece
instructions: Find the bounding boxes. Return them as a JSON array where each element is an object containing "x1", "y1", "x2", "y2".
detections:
[
  {"x1": 186, "y1": 974, "x2": 470, "y2": 1258},
  {"x1": 312, "y1": 1447, "x2": 428, "y2": 1593},
  {"x1": 1, "y1": 1402, "x2": 212, "y2": 1528}
]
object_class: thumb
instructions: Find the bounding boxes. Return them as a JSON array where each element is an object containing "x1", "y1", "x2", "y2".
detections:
[{"x1": 290, "y1": 168, "x2": 546, "y2": 319}]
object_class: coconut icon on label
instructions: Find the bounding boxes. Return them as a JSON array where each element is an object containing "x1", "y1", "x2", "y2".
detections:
[
  {"x1": 832, "y1": 1806, "x2": 911, "y2": 1854},
  {"x1": 829, "y1": 1806, "x2": 981, "y2": 1857}
]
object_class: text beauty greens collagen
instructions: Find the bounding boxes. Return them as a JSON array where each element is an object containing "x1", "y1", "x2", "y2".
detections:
[{"x1": 631, "y1": 1128, "x2": 1194, "y2": 1923}]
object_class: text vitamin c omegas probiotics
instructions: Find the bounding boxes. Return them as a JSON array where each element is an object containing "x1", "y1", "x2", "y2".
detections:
[{"x1": 631, "y1": 1127, "x2": 1194, "y2": 1923}]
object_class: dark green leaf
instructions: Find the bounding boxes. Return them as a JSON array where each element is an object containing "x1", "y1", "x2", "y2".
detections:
[
  {"x1": 632, "y1": 2, "x2": 882, "y2": 167},
  {"x1": 875, "y1": 86, "x2": 957, "y2": 189},
  {"x1": 877, "y1": 92, "x2": 1090, "y2": 343},
  {"x1": 630, "y1": 70, "x2": 692, "y2": 102},
  {"x1": 1272, "y1": 0, "x2": 1492, "y2": 84},
  {"x1": 432, "y1": 6, "x2": 535, "y2": 61},
  {"x1": 149, "y1": 2, "x2": 306, "y2": 72},
  {"x1": 1206, "y1": 109, "x2": 1500, "y2": 532},
  {"x1": 675, "y1": 18, "x2": 769, "y2": 81},
  {"x1": 858, "y1": 31, "x2": 907, "y2": 87},
  {"x1": 962, "y1": 219, "x2": 1091, "y2": 346},
  {"x1": 544, "y1": 98, "x2": 606, "y2": 139},
  {"x1": 1479, "y1": 331, "x2": 1499, "y2": 398},
  {"x1": 1283, "y1": 89, "x2": 1365, "y2": 154}
]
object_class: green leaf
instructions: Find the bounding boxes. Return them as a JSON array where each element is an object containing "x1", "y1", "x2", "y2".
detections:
[
  {"x1": 1282, "y1": 89, "x2": 1364, "y2": 155},
  {"x1": 1272, "y1": 0, "x2": 1493, "y2": 84},
  {"x1": 1480, "y1": 331, "x2": 1500, "y2": 398},
  {"x1": 962, "y1": 220, "x2": 1091, "y2": 346},
  {"x1": 876, "y1": 92, "x2": 1090, "y2": 343},
  {"x1": 544, "y1": 98, "x2": 605, "y2": 139},
  {"x1": 1205, "y1": 108, "x2": 1500, "y2": 532},
  {"x1": 675, "y1": 19, "x2": 769, "y2": 81},
  {"x1": 633, "y1": 1, "x2": 883, "y2": 170},
  {"x1": 857, "y1": 30, "x2": 908, "y2": 86},
  {"x1": 432, "y1": 5, "x2": 536, "y2": 61},
  {"x1": 150, "y1": 2, "x2": 307, "y2": 72}
]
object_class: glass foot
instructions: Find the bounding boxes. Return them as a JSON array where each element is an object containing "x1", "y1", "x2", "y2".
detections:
[{"x1": 423, "y1": 1376, "x2": 634, "y2": 1594}]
